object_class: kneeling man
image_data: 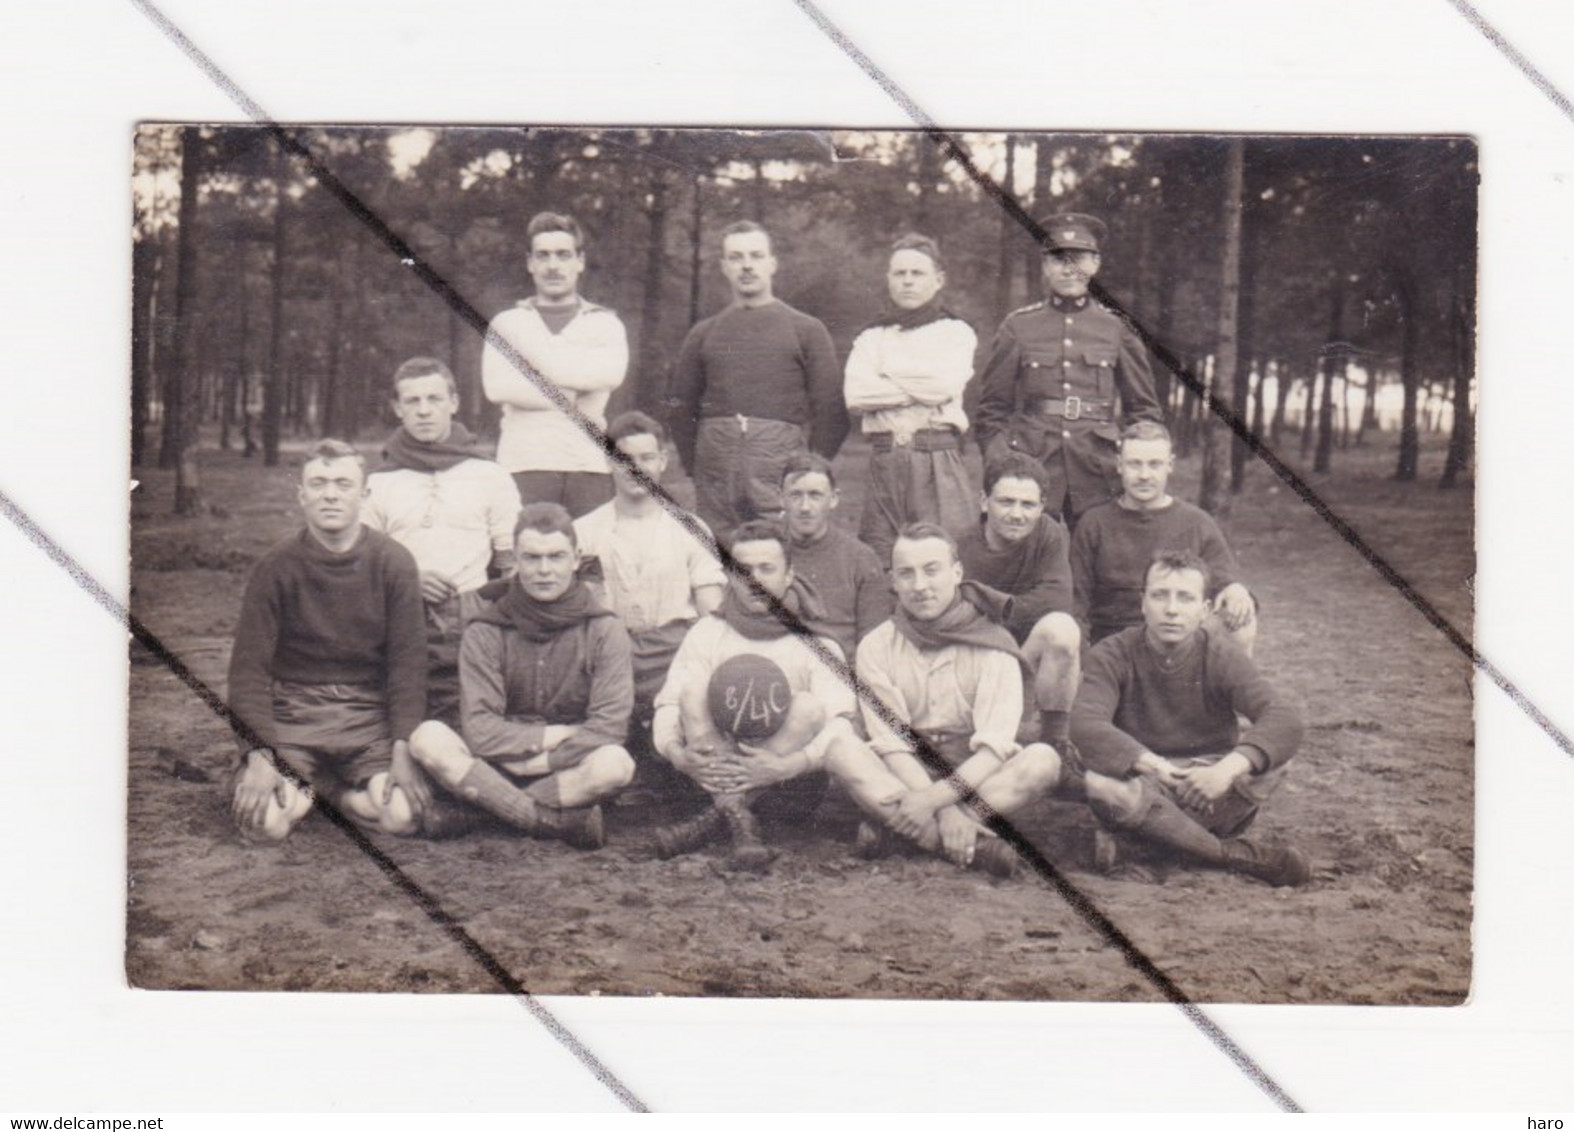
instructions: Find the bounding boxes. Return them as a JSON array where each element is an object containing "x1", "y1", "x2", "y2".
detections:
[
  {"x1": 228, "y1": 440, "x2": 429, "y2": 841},
  {"x1": 1072, "y1": 551, "x2": 1309, "y2": 886},
  {"x1": 957, "y1": 453, "x2": 1080, "y2": 751},
  {"x1": 408, "y1": 503, "x2": 635, "y2": 848},
  {"x1": 828, "y1": 523, "x2": 1062, "y2": 878},
  {"x1": 651, "y1": 521, "x2": 860, "y2": 871}
]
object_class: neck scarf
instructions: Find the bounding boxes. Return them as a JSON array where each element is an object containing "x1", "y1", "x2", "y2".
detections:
[
  {"x1": 861, "y1": 297, "x2": 963, "y2": 334},
  {"x1": 377, "y1": 422, "x2": 480, "y2": 474},
  {"x1": 718, "y1": 575, "x2": 828, "y2": 642},
  {"x1": 476, "y1": 577, "x2": 612, "y2": 642},
  {"x1": 893, "y1": 580, "x2": 1028, "y2": 671}
]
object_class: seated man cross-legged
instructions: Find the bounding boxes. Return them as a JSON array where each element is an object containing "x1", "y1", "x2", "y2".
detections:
[
  {"x1": 827, "y1": 523, "x2": 1062, "y2": 878},
  {"x1": 228, "y1": 440, "x2": 429, "y2": 842},
  {"x1": 408, "y1": 503, "x2": 635, "y2": 849},
  {"x1": 650, "y1": 521, "x2": 861, "y2": 872},
  {"x1": 1072, "y1": 551, "x2": 1310, "y2": 886}
]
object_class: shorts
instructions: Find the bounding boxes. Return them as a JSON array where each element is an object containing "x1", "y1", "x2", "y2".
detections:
[
  {"x1": 269, "y1": 680, "x2": 394, "y2": 789},
  {"x1": 1162, "y1": 755, "x2": 1288, "y2": 838},
  {"x1": 915, "y1": 729, "x2": 984, "y2": 771}
]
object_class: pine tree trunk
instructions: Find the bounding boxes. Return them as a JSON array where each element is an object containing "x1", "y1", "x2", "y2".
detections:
[
  {"x1": 1394, "y1": 272, "x2": 1421, "y2": 481},
  {"x1": 170, "y1": 127, "x2": 205, "y2": 516},
  {"x1": 688, "y1": 174, "x2": 704, "y2": 328},
  {"x1": 635, "y1": 166, "x2": 670, "y2": 415},
  {"x1": 995, "y1": 136, "x2": 1018, "y2": 322},
  {"x1": 1028, "y1": 137, "x2": 1056, "y2": 304},
  {"x1": 1271, "y1": 360, "x2": 1291, "y2": 444},
  {"x1": 264, "y1": 149, "x2": 287, "y2": 466},
  {"x1": 131, "y1": 237, "x2": 156, "y2": 469},
  {"x1": 1440, "y1": 276, "x2": 1475, "y2": 488},
  {"x1": 1200, "y1": 139, "x2": 1243, "y2": 516},
  {"x1": 1315, "y1": 281, "x2": 1343, "y2": 474},
  {"x1": 1250, "y1": 362, "x2": 1266, "y2": 451},
  {"x1": 222, "y1": 246, "x2": 246, "y2": 451},
  {"x1": 1300, "y1": 367, "x2": 1316, "y2": 460}
]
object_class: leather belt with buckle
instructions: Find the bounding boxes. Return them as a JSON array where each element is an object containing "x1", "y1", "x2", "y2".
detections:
[
  {"x1": 1029, "y1": 396, "x2": 1113, "y2": 422},
  {"x1": 869, "y1": 428, "x2": 961, "y2": 453}
]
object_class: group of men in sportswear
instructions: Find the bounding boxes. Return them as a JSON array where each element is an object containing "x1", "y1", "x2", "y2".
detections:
[{"x1": 226, "y1": 207, "x2": 1309, "y2": 888}]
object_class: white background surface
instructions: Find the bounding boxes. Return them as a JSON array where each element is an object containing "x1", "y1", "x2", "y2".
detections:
[{"x1": 1, "y1": 0, "x2": 1571, "y2": 1114}]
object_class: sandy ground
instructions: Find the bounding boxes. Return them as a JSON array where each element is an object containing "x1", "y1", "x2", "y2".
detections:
[{"x1": 126, "y1": 433, "x2": 1473, "y2": 1003}]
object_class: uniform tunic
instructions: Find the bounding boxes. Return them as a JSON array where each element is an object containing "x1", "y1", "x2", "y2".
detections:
[{"x1": 975, "y1": 294, "x2": 1161, "y2": 518}]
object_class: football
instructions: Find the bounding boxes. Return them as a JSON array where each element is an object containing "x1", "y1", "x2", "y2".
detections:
[{"x1": 707, "y1": 653, "x2": 793, "y2": 742}]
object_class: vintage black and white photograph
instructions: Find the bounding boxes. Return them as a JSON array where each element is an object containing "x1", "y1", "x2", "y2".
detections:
[{"x1": 124, "y1": 124, "x2": 1476, "y2": 1005}]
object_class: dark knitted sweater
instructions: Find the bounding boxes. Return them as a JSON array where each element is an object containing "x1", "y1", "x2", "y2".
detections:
[
  {"x1": 227, "y1": 527, "x2": 426, "y2": 751},
  {"x1": 956, "y1": 514, "x2": 1073, "y2": 643},
  {"x1": 1070, "y1": 498, "x2": 1241, "y2": 642},
  {"x1": 667, "y1": 300, "x2": 847, "y2": 470},
  {"x1": 787, "y1": 526, "x2": 894, "y2": 661},
  {"x1": 1071, "y1": 625, "x2": 1303, "y2": 777}
]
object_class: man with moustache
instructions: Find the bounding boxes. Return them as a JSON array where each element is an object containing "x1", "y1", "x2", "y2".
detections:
[
  {"x1": 365, "y1": 357, "x2": 521, "y2": 733},
  {"x1": 826, "y1": 523, "x2": 1063, "y2": 877},
  {"x1": 406, "y1": 503, "x2": 635, "y2": 849},
  {"x1": 482, "y1": 211, "x2": 628, "y2": 517},
  {"x1": 573, "y1": 411, "x2": 726, "y2": 719},
  {"x1": 666, "y1": 220, "x2": 846, "y2": 535},
  {"x1": 843, "y1": 232, "x2": 978, "y2": 563},
  {"x1": 976, "y1": 212, "x2": 1161, "y2": 525},
  {"x1": 650, "y1": 521, "x2": 860, "y2": 870},
  {"x1": 228, "y1": 440, "x2": 428, "y2": 842},
  {"x1": 1072, "y1": 551, "x2": 1307, "y2": 886}
]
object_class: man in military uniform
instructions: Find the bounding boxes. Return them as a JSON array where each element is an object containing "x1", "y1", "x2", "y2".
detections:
[{"x1": 975, "y1": 213, "x2": 1162, "y2": 525}]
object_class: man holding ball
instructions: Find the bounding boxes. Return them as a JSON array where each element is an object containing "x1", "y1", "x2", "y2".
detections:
[{"x1": 650, "y1": 521, "x2": 862, "y2": 870}]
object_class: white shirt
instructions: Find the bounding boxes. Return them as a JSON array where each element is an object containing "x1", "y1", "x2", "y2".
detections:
[
  {"x1": 573, "y1": 502, "x2": 726, "y2": 633},
  {"x1": 363, "y1": 459, "x2": 520, "y2": 594},
  {"x1": 854, "y1": 619, "x2": 1024, "y2": 762},
  {"x1": 482, "y1": 298, "x2": 629, "y2": 473},
  {"x1": 843, "y1": 317, "x2": 977, "y2": 442},
  {"x1": 651, "y1": 616, "x2": 855, "y2": 768}
]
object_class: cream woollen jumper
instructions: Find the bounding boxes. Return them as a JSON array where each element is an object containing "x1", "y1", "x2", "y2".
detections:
[{"x1": 481, "y1": 297, "x2": 629, "y2": 474}]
